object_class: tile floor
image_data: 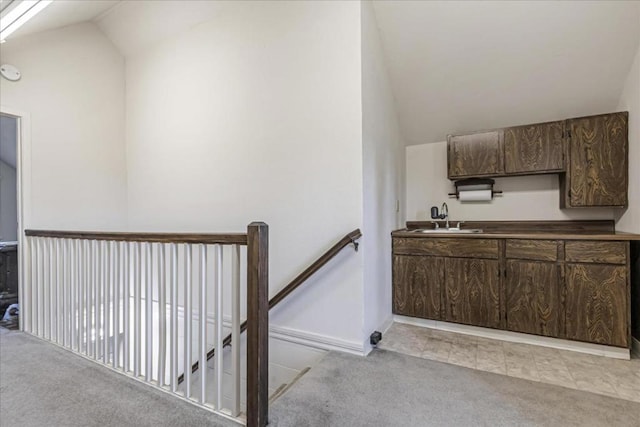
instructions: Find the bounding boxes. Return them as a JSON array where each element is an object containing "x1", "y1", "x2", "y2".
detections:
[{"x1": 378, "y1": 322, "x2": 640, "y2": 403}]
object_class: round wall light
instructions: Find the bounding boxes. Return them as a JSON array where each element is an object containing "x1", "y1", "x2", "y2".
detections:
[{"x1": 1, "y1": 64, "x2": 21, "y2": 81}]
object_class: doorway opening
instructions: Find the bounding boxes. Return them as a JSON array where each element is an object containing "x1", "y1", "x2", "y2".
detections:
[{"x1": 0, "y1": 113, "x2": 20, "y2": 329}]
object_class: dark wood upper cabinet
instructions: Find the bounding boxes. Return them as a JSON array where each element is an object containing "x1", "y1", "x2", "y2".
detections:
[
  {"x1": 504, "y1": 121, "x2": 564, "y2": 174},
  {"x1": 565, "y1": 263, "x2": 628, "y2": 347},
  {"x1": 446, "y1": 112, "x2": 628, "y2": 208},
  {"x1": 562, "y1": 112, "x2": 628, "y2": 208},
  {"x1": 447, "y1": 130, "x2": 504, "y2": 179},
  {"x1": 393, "y1": 255, "x2": 444, "y2": 320},
  {"x1": 505, "y1": 260, "x2": 561, "y2": 338},
  {"x1": 443, "y1": 257, "x2": 500, "y2": 328}
]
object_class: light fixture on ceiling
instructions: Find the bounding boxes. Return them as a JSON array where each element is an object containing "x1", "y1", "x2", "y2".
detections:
[{"x1": 0, "y1": 0, "x2": 53, "y2": 43}]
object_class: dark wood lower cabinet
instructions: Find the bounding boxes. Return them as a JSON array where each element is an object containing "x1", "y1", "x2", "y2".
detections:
[
  {"x1": 391, "y1": 235, "x2": 631, "y2": 348},
  {"x1": 393, "y1": 255, "x2": 443, "y2": 320},
  {"x1": 565, "y1": 263, "x2": 628, "y2": 348},
  {"x1": 444, "y1": 258, "x2": 500, "y2": 328},
  {"x1": 505, "y1": 260, "x2": 561, "y2": 337}
]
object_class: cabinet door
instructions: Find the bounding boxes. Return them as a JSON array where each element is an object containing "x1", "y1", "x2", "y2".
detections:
[
  {"x1": 393, "y1": 255, "x2": 444, "y2": 320},
  {"x1": 444, "y1": 258, "x2": 500, "y2": 328},
  {"x1": 0, "y1": 253, "x2": 6, "y2": 290},
  {"x1": 565, "y1": 263, "x2": 628, "y2": 347},
  {"x1": 505, "y1": 260, "x2": 561, "y2": 337},
  {"x1": 504, "y1": 121, "x2": 564, "y2": 174},
  {"x1": 5, "y1": 250, "x2": 18, "y2": 294},
  {"x1": 565, "y1": 113, "x2": 628, "y2": 207},
  {"x1": 447, "y1": 130, "x2": 504, "y2": 179}
]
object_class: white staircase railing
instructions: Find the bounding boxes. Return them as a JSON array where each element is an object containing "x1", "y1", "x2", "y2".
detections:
[{"x1": 22, "y1": 224, "x2": 269, "y2": 427}]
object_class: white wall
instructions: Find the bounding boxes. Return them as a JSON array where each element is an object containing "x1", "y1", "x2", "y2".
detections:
[
  {"x1": 124, "y1": 1, "x2": 366, "y2": 349},
  {"x1": 406, "y1": 142, "x2": 615, "y2": 222},
  {"x1": 361, "y1": 1, "x2": 404, "y2": 345},
  {"x1": 0, "y1": 160, "x2": 18, "y2": 241},
  {"x1": 0, "y1": 22, "x2": 127, "y2": 230},
  {"x1": 616, "y1": 37, "x2": 640, "y2": 233}
]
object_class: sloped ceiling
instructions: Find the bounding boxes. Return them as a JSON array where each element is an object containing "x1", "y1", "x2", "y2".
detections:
[
  {"x1": 4, "y1": 0, "x2": 119, "y2": 40},
  {"x1": 372, "y1": 1, "x2": 640, "y2": 145},
  {"x1": 96, "y1": 0, "x2": 238, "y2": 58},
  {"x1": 3, "y1": 1, "x2": 639, "y2": 148}
]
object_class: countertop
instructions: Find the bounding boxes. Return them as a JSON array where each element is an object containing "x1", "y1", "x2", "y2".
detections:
[{"x1": 391, "y1": 229, "x2": 640, "y2": 241}]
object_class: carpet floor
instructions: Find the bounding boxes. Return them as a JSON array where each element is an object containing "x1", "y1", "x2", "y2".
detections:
[
  {"x1": 0, "y1": 329, "x2": 237, "y2": 427},
  {"x1": 269, "y1": 349, "x2": 640, "y2": 427},
  {"x1": 3, "y1": 328, "x2": 639, "y2": 427}
]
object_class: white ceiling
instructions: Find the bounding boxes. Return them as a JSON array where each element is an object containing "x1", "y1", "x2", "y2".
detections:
[
  {"x1": 3, "y1": 1, "x2": 639, "y2": 147},
  {"x1": 372, "y1": 1, "x2": 640, "y2": 145},
  {"x1": 96, "y1": 0, "x2": 238, "y2": 58},
  {"x1": 5, "y1": 0, "x2": 119, "y2": 40}
]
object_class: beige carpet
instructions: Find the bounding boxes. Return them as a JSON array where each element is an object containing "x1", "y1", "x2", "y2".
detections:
[
  {"x1": 0, "y1": 329, "x2": 237, "y2": 427},
  {"x1": 269, "y1": 349, "x2": 640, "y2": 426},
  {"x1": 3, "y1": 328, "x2": 639, "y2": 427}
]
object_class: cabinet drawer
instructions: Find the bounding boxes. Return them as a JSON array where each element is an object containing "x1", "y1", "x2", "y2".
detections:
[
  {"x1": 565, "y1": 241, "x2": 627, "y2": 264},
  {"x1": 393, "y1": 238, "x2": 499, "y2": 259},
  {"x1": 506, "y1": 240, "x2": 558, "y2": 261}
]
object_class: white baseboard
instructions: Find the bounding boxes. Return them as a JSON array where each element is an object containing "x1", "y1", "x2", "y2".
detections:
[
  {"x1": 394, "y1": 315, "x2": 631, "y2": 360},
  {"x1": 378, "y1": 316, "x2": 394, "y2": 336},
  {"x1": 269, "y1": 324, "x2": 365, "y2": 356},
  {"x1": 175, "y1": 308, "x2": 365, "y2": 356}
]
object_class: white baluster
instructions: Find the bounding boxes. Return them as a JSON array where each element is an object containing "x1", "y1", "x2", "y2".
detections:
[
  {"x1": 184, "y1": 244, "x2": 192, "y2": 399},
  {"x1": 199, "y1": 244, "x2": 207, "y2": 404},
  {"x1": 123, "y1": 242, "x2": 130, "y2": 373},
  {"x1": 95, "y1": 240, "x2": 101, "y2": 358},
  {"x1": 134, "y1": 242, "x2": 142, "y2": 377},
  {"x1": 78, "y1": 240, "x2": 85, "y2": 354},
  {"x1": 60, "y1": 239, "x2": 67, "y2": 347},
  {"x1": 69, "y1": 240, "x2": 74, "y2": 352},
  {"x1": 42, "y1": 237, "x2": 55, "y2": 341},
  {"x1": 54, "y1": 239, "x2": 59, "y2": 341},
  {"x1": 104, "y1": 241, "x2": 111, "y2": 364},
  {"x1": 114, "y1": 241, "x2": 120, "y2": 369},
  {"x1": 214, "y1": 244, "x2": 223, "y2": 409},
  {"x1": 85, "y1": 240, "x2": 90, "y2": 355},
  {"x1": 145, "y1": 242, "x2": 153, "y2": 382},
  {"x1": 30, "y1": 236, "x2": 35, "y2": 334},
  {"x1": 36, "y1": 237, "x2": 42, "y2": 336},
  {"x1": 158, "y1": 243, "x2": 166, "y2": 386},
  {"x1": 170, "y1": 243, "x2": 178, "y2": 393}
]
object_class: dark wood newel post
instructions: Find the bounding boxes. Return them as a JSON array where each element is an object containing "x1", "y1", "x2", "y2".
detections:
[{"x1": 247, "y1": 222, "x2": 269, "y2": 427}]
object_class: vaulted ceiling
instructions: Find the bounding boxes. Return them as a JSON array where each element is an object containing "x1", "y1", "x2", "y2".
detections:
[
  {"x1": 3, "y1": 1, "x2": 639, "y2": 147},
  {"x1": 3, "y1": 0, "x2": 118, "y2": 39},
  {"x1": 372, "y1": 1, "x2": 640, "y2": 145}
]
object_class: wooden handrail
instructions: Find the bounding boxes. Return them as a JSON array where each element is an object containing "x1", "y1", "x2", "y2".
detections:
[
  {"x1": 24, "y1": 229, "x2": 248, "y2": 245},
  {"x1": 178, "y1": 228, "x2": 362, "y2": 383}
]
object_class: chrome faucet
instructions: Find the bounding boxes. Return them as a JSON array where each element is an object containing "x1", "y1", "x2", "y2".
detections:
[{"x1": 441, "y1": 202, "x2": 449, "y2": 229}]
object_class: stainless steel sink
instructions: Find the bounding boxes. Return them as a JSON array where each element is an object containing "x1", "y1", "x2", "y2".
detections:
[{"x1": 411, "y1": 228, "x2": 483, "y2": 234}]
